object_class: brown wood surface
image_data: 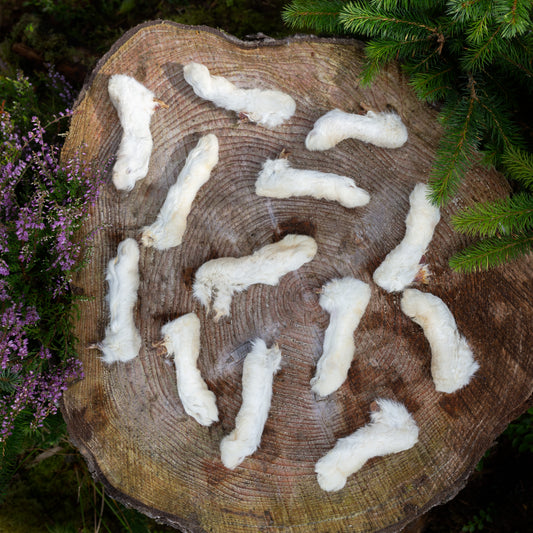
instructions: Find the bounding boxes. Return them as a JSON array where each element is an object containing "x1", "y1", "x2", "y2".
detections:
[{"x1": 61, "y1": 21, "x2": 533, "y2": 533}]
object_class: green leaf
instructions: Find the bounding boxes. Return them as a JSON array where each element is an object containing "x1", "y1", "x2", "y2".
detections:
[
  {"x1": 449, "y1": 232, "x2": 533, "y2": 272},
  {"x1": 452, "y1": 192, "x2": 533, "y2": 237}
]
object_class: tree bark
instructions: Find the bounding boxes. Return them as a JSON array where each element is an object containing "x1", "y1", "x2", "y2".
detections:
[{"x1": 61, "y1": 21, "x2": 533, "y2": 533}]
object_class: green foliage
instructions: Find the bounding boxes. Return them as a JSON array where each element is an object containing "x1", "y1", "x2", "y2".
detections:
[
  {"x1": 503, "y1": 407, "x2": 533, "y2": 454},
  {"x1": 461, "y1": 504, "x2": 494, "y2": 532},
  {"x1": 452, "y1": 193, "x2": 533, "y2": 238},
  {"x1": 0, "y1": 438, "x2": 176, "y2": 532},
  {"x1": 282, "y1": 0, "x2": 348, "y2": 33},
  {"x1": 283, "y1": 0, "x2": 533, "y2": 270}
]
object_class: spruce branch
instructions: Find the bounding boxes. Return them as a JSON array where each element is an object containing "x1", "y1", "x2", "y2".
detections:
[
  {"x1": 339, "y1": 2, "x2": 439, "y2": 40},
  {"x1": 501, "y1": 145, "x2": 533, "y2": 190},
  {"x1": 360, "y1": 38, "x2": 432, "y2": 85},
  {"x1": 449, "y1": 232, "x2": 533, "y2": 271},
  {"x1": 446, "y1": 0, "x2": 496, "y2": 23},
  {"x1": 373, "y1": 0, "x2": 446, "y2": 11},
  {"x1": 476, "y1": 91, "x2": 524, "y2": 157},
  {"x1": 408, "y1": 65, "x2": 455, "y2": 103},
  {"x1": 452, "y1": 192, "x2": 533, "y2": 237},
  {"x1": 282, "y1": 0, "x2": 346, "y2": 32},
  {"x1": 494, "y1": 0, "x2": 533, "y2": 38},
  {"x1": 428, "y1": 89, "x2": 483, "y2": 205}
]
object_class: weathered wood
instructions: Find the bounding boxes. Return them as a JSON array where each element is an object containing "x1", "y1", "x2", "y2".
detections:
[{"x1": 61, "y1": 21, "x2": 533, "y2": 533}]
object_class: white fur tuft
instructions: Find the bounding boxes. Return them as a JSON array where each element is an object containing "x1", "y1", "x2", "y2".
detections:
[
  {"x1": 141, "y1": 134, "x2": 219, "y2": 250},
  {"x1": 315, "y1": 399, "x2": 419, "y2": 492},
  {"x1": 373, "y1": 183, "x2": 440, "y2": 292},
  {"x1": 305, "y1": 109, "x2": 408, "y2": 151},
  {"x1": 193, "y1": 234, "x2": 317, "y2": 321},
  {"x1": 401, "y1": 289, "x2": 479, "y2": 393},
  {"x1": 161, "y1": 313, "x2": 219, "y2": 426},
  {"x1": 98, "y1": 238, "x2": 141, "y2": 364},
  {"x1": 255, "y1": 158, "x2": 370, "y2": 208},
  {"x1": 311, "y1": 277, "x2": 371, "y2": 397},
  {"x1": 220, "y1": 339, "x2": 282, "y2": 469},
  {"x1": 108, "y1": 74, "x2": 159, "y2": 191},
  {"x1": 183, "y1": 62, "x2": 296, "y2": 128}
]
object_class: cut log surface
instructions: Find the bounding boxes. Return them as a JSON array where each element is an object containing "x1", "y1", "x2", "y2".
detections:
[{"x1": 61, "y1": 21, "x2": 533, "y2": 533}]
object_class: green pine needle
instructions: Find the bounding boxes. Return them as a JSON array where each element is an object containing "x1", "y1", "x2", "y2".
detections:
[
  {"x1": 408, "y1": 65, "x2": 455, "y2": 102},
  {"x1": 428, "y1": 95, "x2": 483, "y2": 206},
  {"x1": 282, "y1": 0, "x2": 346, "y2": 32},
  {"x1": 452, "y1": 192, "x2": 533, "y2": 237},
  {"x1": 494, "y1": 0, "x2": 533, "y2": 38},
  {"x1": 502, "y1": 145, "x2": 533, "y2": 190},
  {"x1": 340, "y1": 2, "x2": 439, "y2": 41},
  {"x1": 449, "y1": 232, "x2": 533, "y2": 272},
  {"x1": 360, "y1": 37, "x2": 430, "y2": 85}
]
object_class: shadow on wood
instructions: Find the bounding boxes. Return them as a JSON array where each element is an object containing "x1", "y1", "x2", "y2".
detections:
[{"x1": 61, "y1": 21, "x2": 533, "y2": 533}]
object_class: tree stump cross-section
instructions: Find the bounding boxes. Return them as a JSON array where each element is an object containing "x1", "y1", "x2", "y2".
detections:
[{"x1": 61, "y1": 21, "x2": 533, "y2": 533}]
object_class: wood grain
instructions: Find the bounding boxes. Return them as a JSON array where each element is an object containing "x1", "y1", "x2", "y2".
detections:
[{"x1": 61, "y1": 21, "x2": 533, "y2": 532}]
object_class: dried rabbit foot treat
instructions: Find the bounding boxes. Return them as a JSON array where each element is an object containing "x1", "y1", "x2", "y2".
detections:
[
  {"x1": 315, "y1": 399, "x2": 419, "y2": 492},
  {"x1": 255, "y1": 158, "x2": 370, "y2": 208},
  {"x1": 193, "y1": 234, "x2": 318, "y2": 321},
  {"x1": 311, "y1": 277, "x2": 371, "y2": 397},
  {"x1": 401, "y1": 289, "x2": 479, "y2": 393},
  {"x1": 98, "y1": 238, "x2": 141, "y2": 364},
  {"x1": 141, "y1": 134, "x2": 219, "y2": 250},
  {"x1": 373, "y1": 183, "x2": 441, "y2": 292},
  {"x1": 305, "y1": 108, "x2": 408, "y2": 151},
  {"x1": 108, "y1": 74, "x2": 161, "y2": 191},
  {"x1": 183, "y1": 62, "x2": 296, "y2": 128},
  {"x1": 220, "y1": 339, "x2": 282, "y2": 469},
  {"x1": 160, "y1": 313, "x2": 219, "y2": 426}
]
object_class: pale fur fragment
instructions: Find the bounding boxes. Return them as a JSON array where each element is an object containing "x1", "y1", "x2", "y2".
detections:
[
  {"x1": 183, "y1": 62, "x2": 296, "y2": 128},
  {"x1": 255, "y1": 158, "x2": 370, "y2": 208},
  {"x1": 98, "y1": 238, "x2": 141, "y2": 364},
  {"x1": 315, "y1": 399, "x2": 419, "y2": 492},
  {"x1": 108, "y1": 74, "x2": 160, "y2": 191},
  {"x1": 401, "y1": 289, "x2": 479, "y2": 393},
  {"x1": 373, "y1": 183, "x2": 441, "y2": 292},
  {"x1": 160, "y1": 313, "x2": 219, "y2": 426},
  {"x1": 220, "y1": 339, "x2": 282, "y2": 469},
  {"x1": 305, "y1": 108, "x2": 408, "y2": 151},
  {"x1": 193, "y1": 234, "x2": 317, "y2": 321},
  {"x1": 311, "y1": 277, "x2": 371, "y2": 397},
  {"x1": 141, "y1": 134, "x2": 219, "y2": 250}
]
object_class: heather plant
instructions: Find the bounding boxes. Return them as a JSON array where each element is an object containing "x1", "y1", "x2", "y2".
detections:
[{"x1": 0, "y1": 69, "x2": 102, "y2": 500}]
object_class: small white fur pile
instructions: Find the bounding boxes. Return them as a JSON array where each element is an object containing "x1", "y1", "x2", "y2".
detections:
[
  {"x1": 305, "y1": 108, "x2": 408, "y2": 151},
  {"x1": 141, "y1": 134, "x2": 219, "y2": 250},
  {"x1": 193, "y1": 234, "x2": 318, "y2": 321},
  {"x1": 255, "y1": 158, "x2": 370, "y2": 208},
  {"x1": 311, "y1": 277, "x2": 371, "y2": 397},
  {"x1": 98, "y1": 238, "x2": 141, "y2": 364},
  {"x1": 108, "y1": 74, "x2": 159, "y2": 191},
  {"x1": 220, "y1": 339, "x2": 282, "y2": 469},
  {"x1": 183, "y1": 62, "x2": 296, "y2": 128},
  {"x1": 373, "y1": 183, "x2": 441, "y2": 292},
  {"x1": 315, "y1": 398, "x2": 419, "y2": 492},
  {"x1": 160, "y1": 313, "x2": 219, "y2": 426},
  {"x1": 401, "y1": 289, "x2": 479, "y2": 393}
]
